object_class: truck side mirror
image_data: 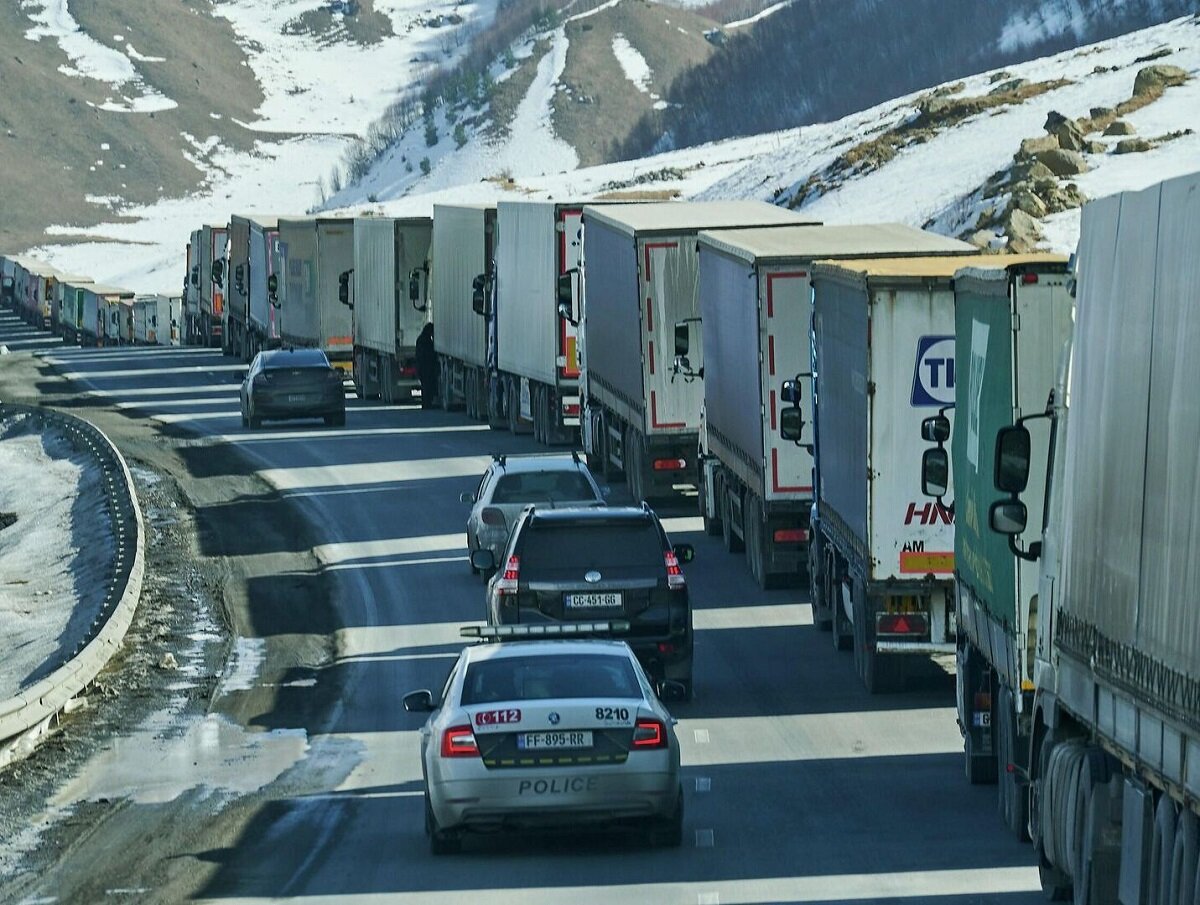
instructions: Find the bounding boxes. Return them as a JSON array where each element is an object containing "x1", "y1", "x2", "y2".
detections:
[
  {"x1": 780, "y1": 406, "x2": 804, "y2": 442},
  {"x1": 267, "y1": 273, "x2": 279, "y2": 308},
  {"x1": 989, "y1": 498, "x2": 1028, "y2": 536},
  {"x1": 780, "y1": 379, "x2": 802, "y2": 406},
  {"x1": 472, "y1": 273, "x2": 489, "y2": 316},
  {"x1": 994, "y1": 425, "x2": 1031, "y2": 494},
  {"x1": 234, "y1": 263, "x2": 246, "y2": 295},
  {"x1": 409, "y1": 268, "x2": 427, "y2": 311},
  {"x1": 190, "y1": 266, "x2": 199, "y2": 288},
  {"x1": 674, "y1": 322, "x2": 690, "y2": 357},
  {"x1": 557, "y1": 270, "x2": 579, "y2": 325},
  {"x1": 921, "y1": 414, "x2": 950, "y2": 443},
  {"x1": 338, "y1": 270, "x2": 353, "y2": 308},
  {"x1": 921, "y1": 447, "x2": 949, "y2": 497},
  {"x1": 211, "y1": 258, "x2": 225, "y2": 288}
]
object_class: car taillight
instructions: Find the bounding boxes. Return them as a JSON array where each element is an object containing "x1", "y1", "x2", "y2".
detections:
[
  {"x1": 400, "y1": 364, "x2": 417, "y2": 378},
  {"x1": 496, "y1": 555, "x2": 520, "y2": 594},
  {"x1": 652, "y1": 458, "x2": 686, "y2": 471},
  {"x1": 481, "y1": 507, "x2": 506, "y2": 528},
  {"x1": 773, "y1": 528, "x2": 809, "y2": 544},
  {"x1": 440, "y1": 725, "x2": 478, "y2": 758},
  {"x1": 665, "y1": 551, "x2": 685, "y2": 590},
  {"x1": 632, "y1": 718, "x2": 667, "y2": 749}
]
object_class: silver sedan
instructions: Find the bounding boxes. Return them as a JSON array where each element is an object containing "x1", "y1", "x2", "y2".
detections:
[
  {"x1": 460, "y1": 452, "x2": 605, "y2": 572},
  {"x1": 404, "y1": 630, "x2": 683, "y2": 854}
]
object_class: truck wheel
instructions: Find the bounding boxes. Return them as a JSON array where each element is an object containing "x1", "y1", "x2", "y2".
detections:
[
  {"x1": 721, "y1": 482, "x2": 744, "y2": 553},
  {"x1": 996, "y1": 686, "x2": 1029, "y2": 840},
  {"x1": 438, "y1": 362, "x2": 453, "y2": 411},
  {"x1": 852, "y1": 586, "x2": 896, "y2": 694},
  {"x1": 697, "y1": 464, "x2": 721, "y2": 537},
  {"x1": 829, "y1": 561, "x2": 852, "y2": 651},
  {"x1": 808, "y1": 536, "x2": 830, "y2": 630},
  {"x1": 746, "y1": 494, "x2": 769, "y2": 589}
]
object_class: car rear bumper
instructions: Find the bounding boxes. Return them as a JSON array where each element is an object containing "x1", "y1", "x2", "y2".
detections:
[
  {"x1": 430, "y1": 764, "x2": 678, "y2": 829},
  {"x1": 252, "y1": 393, "x2": 345, "y2": 420}
]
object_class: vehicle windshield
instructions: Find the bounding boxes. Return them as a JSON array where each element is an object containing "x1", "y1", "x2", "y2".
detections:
[
  {"x1": 264, "y1": 349, "x2": 329, "y2": 369},
  {"x1": 461, "y1": 653, "x2": 641, "y2": 704},
  {"x1": 519, "y1": 522, "x2": 663, "y2": 570},
  {"x1": 491, "y1": 471, "x2": 596, "y2": 504}
]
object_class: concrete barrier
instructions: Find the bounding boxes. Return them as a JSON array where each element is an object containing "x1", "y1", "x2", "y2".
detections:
[{"x1": 0, "y1": 404, "x2": 145, "y2": 757}]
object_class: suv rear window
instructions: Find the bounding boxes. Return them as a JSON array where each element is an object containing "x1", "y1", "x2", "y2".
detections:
[
  {"x1": 462, "y1": 653, "x2": 640, "y2": 704},
  {"x1": 492, "y1": 471, "x2": 595, "y2": 504},
  {"x1": 518, "y1": 521, "x2": 663, "y2": 571}
]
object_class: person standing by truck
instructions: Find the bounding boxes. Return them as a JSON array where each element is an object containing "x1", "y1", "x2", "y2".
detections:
[{"x1": 416, "y1": 322, "x2": 438, "y2": 409}]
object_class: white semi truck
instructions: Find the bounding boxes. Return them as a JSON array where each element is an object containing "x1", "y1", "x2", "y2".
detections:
[
  {"x1": 986, "y1": 174, "x2": 1200, "y2": 901},
  {"x1": 578, "y1": 201, "x2": 812, "y2": 502},
  {"x1": 431, "y1": 203, "x2": 498, "y2": 422},
  {"x1": 694, "y1": 223, "x2": 972, "y2": 589},
  {"x1": 277, "y1": 217, "x2": 356, "y2": 374},
  {"x1": 350, "y1": 215, "x2": 432, "y2": 403},
  {"x1": 489, "y1": 200, "x2": 590, "y2": 442}
]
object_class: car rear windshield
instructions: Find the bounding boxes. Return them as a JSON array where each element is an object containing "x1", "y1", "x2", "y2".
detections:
[
  {"x1": 518, "y1": 521, "x2": 663, "y2": 570},
  {"x1": 462, "y1": 653, "x2": 641, "y2": 704},
  {"x1": 264, "y1": 350, "x2": 329, "y2": 369},
  {"x1": 492, "y1": 471, "x2": 596, "y2": 504}
]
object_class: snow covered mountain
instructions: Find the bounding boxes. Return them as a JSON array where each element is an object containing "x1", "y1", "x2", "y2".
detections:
[{"x1": 8, "y1": 3, "x2": 1199, "y2": 292}]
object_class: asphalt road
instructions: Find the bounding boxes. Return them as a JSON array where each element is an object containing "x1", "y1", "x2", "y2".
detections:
[{"x1": 2, "y1": 321, "x2": 1042, "y2": 904}]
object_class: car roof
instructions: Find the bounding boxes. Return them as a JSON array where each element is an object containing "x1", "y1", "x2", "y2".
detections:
[
  {"x1": 262, "y1": 348, "x2": 329, "y2": 367},
  {"x1": 490, "y1": 454, "x2": 589, "y2": 475},
  {"x1": 463, "y1": 638, "x2": 636, "y2": 662},
  {"x1": 525, "y1": 505, "x2": 653, "y2": 525}
]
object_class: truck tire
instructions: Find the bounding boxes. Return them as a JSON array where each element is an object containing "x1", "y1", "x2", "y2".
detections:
[
  {"x1": 829, "y1": 560, "x2": 852, "y2": 651},
  {"x1": 1169, "y1": 807, "x2": 1199, "y2": 905},
  {"x1": 746, "y1": 494, "x2": 775, "y2": 590},
  {"x1": 439, "y1": 360, "x2": 453, "y2": 411},
  {"x1": 852, "y1": 585, "x2": 898, "y2": 694},
  {"x1": 721, "y1": 482, "x2": 744, "y2": 553},
  {"x1": 996, "y1": 686, "x2": 1029, "y2": 841},
  {"x1": 697, "y1": 462, "x2": 721, "y2": 537},
  {"x1": 808, "y1": 535, "x2": 830, "y2": 630}
]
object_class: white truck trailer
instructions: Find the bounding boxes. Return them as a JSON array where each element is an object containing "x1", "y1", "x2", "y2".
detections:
[
  {"x1": 79, "y1": 284, "x2": 134, "y2": 346},
  {"x1": 56, "y1": 277, "x2": 94, "y2": 344},
  {"x1": 579, "y1": 201, "x2": 812, "y2": 502},
  {"x1": 133, "y1": 294, "x2": 179, "y2": 345},
  {"x1": 801, "y1": 254, "x2": 1012, "y2": 693},
  {"x1": 696, "y1": 224, "x2": 973, "y2": 589},
  {"x1": 431, "y1": 203, "x2": 497, "y2": 421},
  {"x1": 351, "y1": 215, "x2": 432, "y2": 403},
  {"x1": 490, "y1": 200, "x2": 591, "y2": 441},
  {"x1": 278, "y1": 216, "x2": 355, "y2": 374},
  {"x1": 987, "y1": 174, "x2": 1200, "y2": 901},
  {"x1": 196, "y1": 224, "x2": 228, "y2": 349},
  {"x1": 227, "y1": 214, "x2": 281, "y2": 360},
  {"x1": 184, "y1": 230, "x2": 201, "y2": 344}
]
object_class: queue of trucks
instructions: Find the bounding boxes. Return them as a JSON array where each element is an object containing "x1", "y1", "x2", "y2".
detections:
[{"x1": 4, "y1": 178, "x2": 1196, "y2": 902}]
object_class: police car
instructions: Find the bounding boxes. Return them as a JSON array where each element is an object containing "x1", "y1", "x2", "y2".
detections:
[{"x1": 404, "y1": 623, "x2": 684, "y2": 854}]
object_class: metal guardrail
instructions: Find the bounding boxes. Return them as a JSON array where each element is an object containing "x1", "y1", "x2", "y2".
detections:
[{"x1": 0, "y1": 404, "x2": 145, "y2": 751}]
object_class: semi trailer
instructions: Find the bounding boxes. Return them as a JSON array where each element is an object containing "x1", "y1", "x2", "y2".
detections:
[{"x1": 278, "y1": 216, "x2": 355, "y2": 374}]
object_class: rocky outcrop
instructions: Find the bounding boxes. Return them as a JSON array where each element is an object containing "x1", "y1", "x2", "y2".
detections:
[
  {"x1": 1103, "y1": 120, "x2": 1136, "y2": 136},
  {"x1": 1115, "y1": 138, "x2": 1155, "y2": 154},
  {"x1": 1036, "y1": 148, "x2": 1090, "y2": 176},
  {"x1": 1133, "y1": 65, "x2": 1188, "y2": 97}
]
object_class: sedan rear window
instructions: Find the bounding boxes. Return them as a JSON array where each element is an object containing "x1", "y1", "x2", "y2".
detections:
[
  {"x1": 492, "y1": 471, "x2": 596, "y2": 504},
  {"x1": 462, "y1": 654, "x2": 641, "y2": 704},
  {"x1": 519, "y1": 522, "x2": 663, "y2": 571},
  {"x1": 264, "y1": 349, "x2": 330, "y2": 369}
]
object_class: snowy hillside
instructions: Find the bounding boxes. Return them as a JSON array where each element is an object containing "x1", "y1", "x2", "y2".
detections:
[{"x1": 26, "y1": 14, "x2": 1200, "y2": 291}]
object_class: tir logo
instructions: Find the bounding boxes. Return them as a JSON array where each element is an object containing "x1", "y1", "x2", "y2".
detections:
[{"x1": 911, "y1": 335, "x2": 955, "y2": 407}]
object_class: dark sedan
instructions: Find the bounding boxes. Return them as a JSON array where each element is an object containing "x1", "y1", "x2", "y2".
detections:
[{"x1": 240, "y1": 348, "x2": 347, "y2": 429}]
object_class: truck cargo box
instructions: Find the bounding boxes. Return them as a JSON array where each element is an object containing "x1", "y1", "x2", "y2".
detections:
[
  {"x1": 583, "y1": 201, "x2": 812, "y2": 439},
  {"x1": 248, "y1": 219, "x2": 281, "y2": 344},
  {"x1": 700, "y1": 224, "x2": 972, "y2": 503},
  {"x1": 432, "y1": 204, "x2": 494, "y2": 368},
  {"x1": 354, "y1": 216, "x2": 432, "y2": 356}
]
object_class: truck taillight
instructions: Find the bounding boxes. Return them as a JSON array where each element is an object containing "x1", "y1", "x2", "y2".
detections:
[
  {"x1": 664, "y1": 551, "x2": 685, "y2": 590},
  {"x1": 652, "y1": 458, "x2": 686, "y2": 471},
  {"x1": 562, "y1": 402, "x2": 580, "y2": 416},
  {"x1": 1021, "y1": 272, "x2": 1039, "y2": 284},
  {"x1": 773, "y1": 528, "x2": 809, "y2": 543},
  {"x1": 632, "y1": 718, "x2": 667, "y2": 749},
  {"x1": 440, "y1": 725, "x2": 478, "y2": 758},
  {"x1": 496, "y1": 555, "x2": 520, "y2": 593}
]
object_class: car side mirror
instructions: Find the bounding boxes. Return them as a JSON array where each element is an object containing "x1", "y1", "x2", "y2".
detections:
[
  {"x1": 470, "y1": 548, "x2": 496, "y2": 572},
  {"x1": 673, "y1": 543, "x2": 695, "y2": 563},
  {"x1": 921, "y1": 414, "x2": 950, "y2": 443},
  {"x1": 989, "y1": 498, "x2": 1028, "y2": 536},
  {"x1": 403, "y1": 689, "x2": 436, "y2": 713},
  {"x1": 921, "y1": 447, "x2": 949, "y2": 497},
  {"x1": 780, "y1": 406, "x2": 804, "y2": 442},
  {"x1": 994, "y1": 425, "x2": 1031, "y2": 494},
  {"x1": 657, "y1": 679, "x2": 688, "y2": 702},
  {"x1": 459, "y1": 491, "x2": 475, "y2": 504}
]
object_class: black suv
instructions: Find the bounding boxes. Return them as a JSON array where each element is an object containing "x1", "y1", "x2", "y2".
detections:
[{"x1": 470, "y1": 505, "x2": 695, "y2": 699}]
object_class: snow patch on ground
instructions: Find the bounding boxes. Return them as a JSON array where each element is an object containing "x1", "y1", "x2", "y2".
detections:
[
  {"x1": 612, "y1": 34, "x2": 653, "y2": 93},
  {"x1": 0, "y1": 413, "x2": 114, "y2": 701},
  {"x1": 726, "y1": 0, "x2": 792, "y2": 30},
  {"x1": 219, "y1": 636, "x2": 266, "y2": 694}
]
